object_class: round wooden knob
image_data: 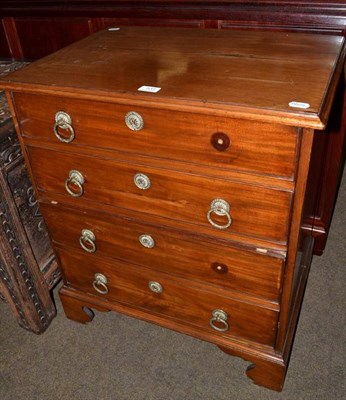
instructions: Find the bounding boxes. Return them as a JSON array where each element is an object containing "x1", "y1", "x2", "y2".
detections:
[
  {"x1": 210, "y1": 132, "x2": 230, "y2": 152},
  {"x1": 211, "y1": 262, "x2": 229, "y2": 274}
]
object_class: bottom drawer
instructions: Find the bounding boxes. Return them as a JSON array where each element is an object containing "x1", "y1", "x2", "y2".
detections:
[{"x1": 57, "y1": 249, "x2": 278, "y2": 346}]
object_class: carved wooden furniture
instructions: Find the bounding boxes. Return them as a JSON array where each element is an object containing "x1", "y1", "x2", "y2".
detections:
[
  {"x1": 1, "y1": 1, "x2": 345, "y2": 257},
  {"x1": 0, "y1": 61, "x2": 59, "y2": 334},
  {"x1": 1, "y1": 27, "x2": 344, "y2": 390}
]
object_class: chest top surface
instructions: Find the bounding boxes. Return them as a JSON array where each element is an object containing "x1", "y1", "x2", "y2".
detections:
[{"x1": 1, "y1": 27, "x2": 344, "y2": 128}]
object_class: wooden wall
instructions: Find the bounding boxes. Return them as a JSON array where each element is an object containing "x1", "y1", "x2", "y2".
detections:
[{"x1": 0, "y1": 1, "x2": 346, "y2": 59}]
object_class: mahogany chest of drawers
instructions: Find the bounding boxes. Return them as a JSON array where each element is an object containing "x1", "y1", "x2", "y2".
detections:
[{"x1": 1, "y1": 27, "x2": 344, "y2": 391}]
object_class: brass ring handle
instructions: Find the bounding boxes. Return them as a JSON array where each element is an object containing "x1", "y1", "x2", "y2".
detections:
[
  {"x1": 92, "y1": 273, "x2": 108, "y2": 294},
  {"x1": 54, "y1": 111, "x2": 75, "y2": 143},
  {"x1": 79, "y1": 229, "x2": 96, "y2": 253},
  {"x1": 65, "y1": 170, "x2": 85, "y2": 197},
  {"x1": 209, "y1": 309, "x2": 229, "y2": 332},
  {"x1": 207, "y1": 199, "x2": 232, "y2": 230}
]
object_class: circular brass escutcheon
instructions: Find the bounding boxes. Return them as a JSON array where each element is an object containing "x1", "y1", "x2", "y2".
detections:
[
  {"x1": 139, "y1": 234, "x2": 155, "y2": 249},
  {"x1": 134, "y1": 173, "x2": 151, "y2": 190},
  {"x1": 125, "y1": 111, "x2": 144, "y2": 131},
  {"x1": 148, "y1": 281, "x2": 163, "y2": 294}
]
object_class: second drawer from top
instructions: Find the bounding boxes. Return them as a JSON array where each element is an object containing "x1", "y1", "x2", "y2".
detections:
[{"x1": 28, "y1": 146, "x2": 293, "y2": 244}]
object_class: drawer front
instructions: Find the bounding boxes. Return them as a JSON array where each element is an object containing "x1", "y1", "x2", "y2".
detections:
[
  {"x1": 41, "y1": 203, "x2": 284, "y2": 301},
  {"x1": 57, "y1": 249, "x2": 278, "y2": 346},
  {"x1": 14, "y1": 92, "x2": 298, "y2": 178},
  {"x1": 28, "y1": 147, "x2": 292, "y2": 243}
]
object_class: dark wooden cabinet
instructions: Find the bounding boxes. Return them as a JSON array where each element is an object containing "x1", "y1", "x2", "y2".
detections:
[{"x1": 0, "y1": 61, "x2": 60, "y2": 333}]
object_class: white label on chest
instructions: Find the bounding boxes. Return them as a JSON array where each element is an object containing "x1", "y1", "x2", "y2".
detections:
[
  {"x1": 138, "y1": 85, "x2": 161, "y2": 93},
  {"x1": 288, "y1": 101, "x2": 311, "y2": 109}
]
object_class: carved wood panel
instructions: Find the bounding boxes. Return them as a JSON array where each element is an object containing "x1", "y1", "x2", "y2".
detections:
[{"x1": 0, "y1": 61, "x2": 60, "y2": 333}]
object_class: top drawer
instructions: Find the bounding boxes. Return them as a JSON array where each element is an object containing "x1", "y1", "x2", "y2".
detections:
[{"x1": 13, "y1": 93, "x2": 298, "y2": 179}]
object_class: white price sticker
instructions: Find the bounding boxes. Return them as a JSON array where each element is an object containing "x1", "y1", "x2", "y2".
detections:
[
  {"x1": 138, "y1": 85, "x2": 161, "y2": 93},
  {"x1": 289, "y1": 101, "x2": 310, "y2": 109}
]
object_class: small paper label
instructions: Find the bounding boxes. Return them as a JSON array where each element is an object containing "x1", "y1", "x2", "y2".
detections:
[
  {"x1": 108, "y1": 27, "x2": 120, "y2": 31},
  {"x1": 138, "y1": 85, "x2": 161, "y2": 93},
  {"x1": 256, "y1": 248, "x2": 268, "y2": 254},
  {"x1": 288, "y1": 101, "x2": 310, "y2": 109}
]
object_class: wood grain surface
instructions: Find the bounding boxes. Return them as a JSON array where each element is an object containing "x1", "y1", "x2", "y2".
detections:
[
  {"x1": 13, "y1": 92, "x2": 298, "y2": 179},
  {"x1": 2, "y1": 27, "x2": 344, "y2": 128},
  {"x1": 27, "y1": 145, "x2": 293, "y2": 243},
  {"x1": 57, "y1": 247, "x2": 279, "y2": 346},
  {"x1": 40, "y1": 202, "x2": 284, "y2": 302}
]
